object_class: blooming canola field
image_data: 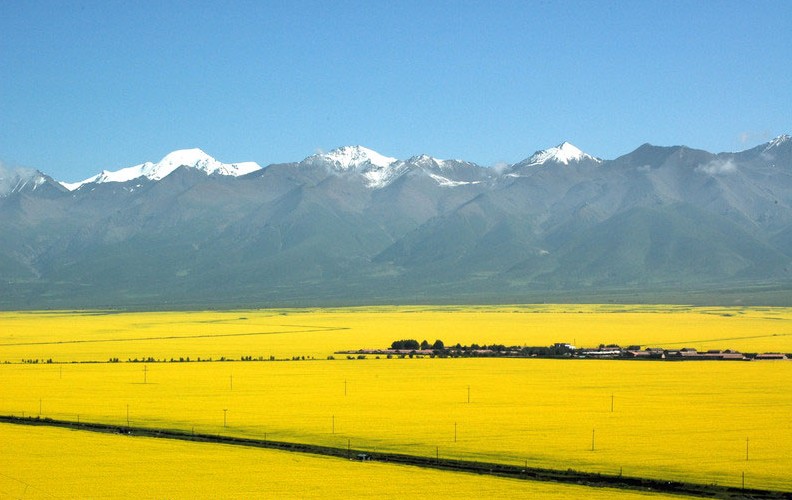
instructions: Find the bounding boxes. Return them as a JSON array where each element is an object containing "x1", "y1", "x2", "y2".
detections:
[
  {"x1": 1, "y1": 305, "x2": 791, "y2": 496},
  {"x1": 0, "y1": 424, "x2": 686, "y2": 500}
]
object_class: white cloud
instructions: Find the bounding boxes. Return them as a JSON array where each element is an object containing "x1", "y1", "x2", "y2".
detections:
[
  {"x1": 491, "y1": 161, "x2": 510, "y2": 174},
  {"x1": 0, "y1": 159, "x2": 30, "y2": 177},
  {"x1": 696, "y1": 159, "x2": 737, "y2": 175}
]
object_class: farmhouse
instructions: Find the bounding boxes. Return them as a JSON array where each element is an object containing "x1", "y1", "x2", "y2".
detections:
[
  {"x1": 702, "y1": 350, "x2": 746, "y2": 360},
  {"x1": 755, "y1": 353, "x2": 788, "y2": 360},
  {"x1": 578, "y1": 347, "x2": 622, "y2": 358}
]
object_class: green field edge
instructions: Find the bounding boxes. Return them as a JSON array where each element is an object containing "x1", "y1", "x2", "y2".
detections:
[{"x1": 2, "y1": 416, "x2": 789, "y2": 500}]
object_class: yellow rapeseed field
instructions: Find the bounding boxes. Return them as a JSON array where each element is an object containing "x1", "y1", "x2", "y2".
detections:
[
  {"x1": 1, "y1": 305, "x2": 790, "y2": 362},
  {"x1": 1, "y1": 306, "x2": 790, "y2": 493},
  {"x1": 0, "y1": 423, "x2": 686, "y2": 499}
]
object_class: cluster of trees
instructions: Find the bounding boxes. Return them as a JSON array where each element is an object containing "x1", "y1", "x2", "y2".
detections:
[
  {"x1": 102, "y1": 355, "x2": 291, "y2": 363},
  {"x1": 240, "y1": 355, "x2": 278, "y2": 361},
  {"x1": 390, "y1": 339, "x2": 445, "y2": 350},
  {"x1": 386, "y1": 340, "x2": 576, "y2": 358},
  {"x1": 128, "y1": 357, "x2": 157, "y2": 363}
]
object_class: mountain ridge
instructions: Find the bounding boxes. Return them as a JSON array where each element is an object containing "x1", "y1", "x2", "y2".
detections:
[
  {"x1": 46, "y1": 136, "x2": 791, "y2": 193},
  {"x1": 51, "y1": 142, "x2": 602, "y2": 192},
  {"x1": 2, "y1": 135, "x2": 791, "y2": 309},
  {"x1": 59, "y1": 148, "x2": 262, "y2": 191}
]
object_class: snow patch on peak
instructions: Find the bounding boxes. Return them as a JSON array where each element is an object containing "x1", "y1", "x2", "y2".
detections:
[
  {"x1": 409, "y1": 154, "x2": 447, "y2": 169},
  {"x1": 525, "y1": 142, "x2": 600, "y2": 166},
  {"x1": 764, "y1": 134, "x2": 792, "y2": 151},
  {"x1": 428, "y1": 173, "x2": 480, "y2": 187},
  {"x1": 62, "y1": 149, "x2": 262, "y2": 191},
  {"x1": 0, "y1": 166, "x2": 48, "y2": 196},
  {"x1": 308, "y1": 146, "x2": 397, "y2": 171},
  {"x1": 59, "y1": 180, "x2": 83, "y2": 191},
  {"x1": 362, "y1": 162, "x2": 410, "y2": 189}
]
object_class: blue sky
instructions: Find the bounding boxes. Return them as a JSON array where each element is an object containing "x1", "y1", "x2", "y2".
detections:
[{"x1": 1, "y1": 0, "x2": 790, "y2": 182}]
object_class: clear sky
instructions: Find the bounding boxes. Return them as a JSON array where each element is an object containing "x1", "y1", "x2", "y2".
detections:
[{"x1": 1, "y1": 0, "x2": 790, "y2": 182}]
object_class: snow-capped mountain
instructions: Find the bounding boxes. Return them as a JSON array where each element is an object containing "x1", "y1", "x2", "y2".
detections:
[
  {"x1": 3, "y1": 135, "x2": 792, "y2": 309},
  {"x1": 61, "y1": 148, "x2": 261, "y2": 191},
  {"x1": 303, "y1": 146, "x2": 397, "y2": 171},
  {"x1": 520, "y1": 142, "x2": 601, "y2": 167},
  {"x1": 301, "y1": 146, "x2": 488, "y2": 189},
  {"x1": 301, "y1": 146, "x2": 402, "y2": 188}
]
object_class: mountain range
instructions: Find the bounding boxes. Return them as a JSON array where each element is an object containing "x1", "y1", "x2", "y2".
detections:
[{"x1": 2, "y1": 136, "x2": 791, "y2": 309}]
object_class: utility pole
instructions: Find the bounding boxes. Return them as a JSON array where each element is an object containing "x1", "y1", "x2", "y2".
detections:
[
  {"x1": 591, "y1": 429, "x2": 595, "y2": 451},
  {"x1": 223, "y1": 409, "x2": 228, "y2": 428},
  {"x1": 344, "y1": 380, "x2": 347, "y2": 396}
]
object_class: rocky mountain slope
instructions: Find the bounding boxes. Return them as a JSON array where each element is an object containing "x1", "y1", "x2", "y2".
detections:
[{"x1": 1, "y1": 137, "x2": 790, "y2": 308}]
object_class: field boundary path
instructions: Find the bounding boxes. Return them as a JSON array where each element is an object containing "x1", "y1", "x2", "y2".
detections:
[
  {"x1": 0, "y1": 324, "x2": 349, "y2": 347},
  {"x1": 2, "y1": 416, "x2": 789, "y2": 499}
]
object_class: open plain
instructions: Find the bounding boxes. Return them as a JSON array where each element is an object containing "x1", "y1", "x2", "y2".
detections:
[{"x1": 1, "y1": 305, "x2": 790, "y2": 497}]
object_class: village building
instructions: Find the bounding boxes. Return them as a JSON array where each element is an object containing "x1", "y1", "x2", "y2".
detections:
[{"x1": 755, "y1": 353, "x2": 788, "y2": 360}]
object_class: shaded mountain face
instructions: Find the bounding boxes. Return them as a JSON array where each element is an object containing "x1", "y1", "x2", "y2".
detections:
[{"x1": 2, "y1": 138, "x2": 791, "y2": 309}]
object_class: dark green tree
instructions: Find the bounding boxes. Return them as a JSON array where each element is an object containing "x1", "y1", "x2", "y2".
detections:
[{"x1": 391, "y1": 339, "x2": 420, "y2": 350}]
